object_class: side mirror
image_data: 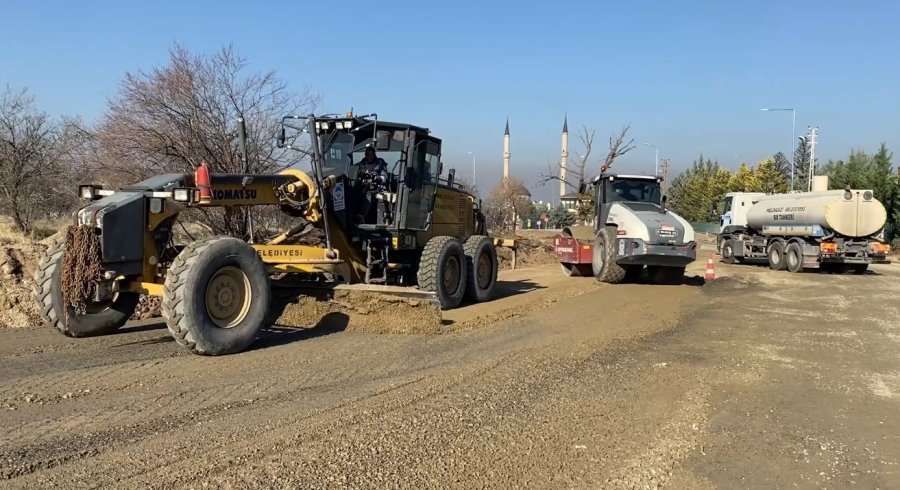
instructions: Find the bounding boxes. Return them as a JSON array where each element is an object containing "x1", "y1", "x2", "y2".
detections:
[
  {"x1": 448, "y1": 168, "x2": 455, "y2": 183},
  {"x1": 276, "y1": 127, "x2": 286, "y2": 148},
  {"x1": 578, "y1": 182, "x2": 586, "y2": 195},
  {"x1": 437, "y1": 161, "x2": 444, "y2": 177},
  {"x1": 375, "y1": 130, "x2": 391, "y2": 151}
]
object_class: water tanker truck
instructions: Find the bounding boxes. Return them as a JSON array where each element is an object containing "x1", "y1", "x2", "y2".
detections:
[{"x1": 716, "y1": 188, "x2": 891, "y2": 274}]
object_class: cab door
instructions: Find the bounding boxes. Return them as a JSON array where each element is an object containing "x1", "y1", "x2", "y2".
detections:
[
  {"x1": 400, "y1": 134, "x2": 441, "y2": 231},
  {"x1": 720, "y1": 195, "x2": 734, "y2": 232}
]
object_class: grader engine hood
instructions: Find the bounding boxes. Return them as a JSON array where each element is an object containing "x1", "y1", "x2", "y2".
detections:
[
  {"x1": 608, "y1": 202, "x2": 694, "y2": 245},
  {"x1": 76, "y1": 174, "x2": 188, "y2": 277}
]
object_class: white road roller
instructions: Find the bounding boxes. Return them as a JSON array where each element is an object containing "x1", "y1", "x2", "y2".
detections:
[
  {"x1": 555, "y1": 173, "x2": 697, "y2": 284},
  {"x1": 717, "y1": 187, "x2": 891, "y2": 274}
]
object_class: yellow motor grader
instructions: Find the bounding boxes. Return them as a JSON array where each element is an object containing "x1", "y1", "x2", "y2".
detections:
[{"x1": 34, "y1": 114, "x2": 506, "y2": 355}]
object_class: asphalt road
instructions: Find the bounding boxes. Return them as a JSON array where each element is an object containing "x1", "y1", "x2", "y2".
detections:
[{"x1": 1, "y1": 260, "x2": 898, "y2": 489}]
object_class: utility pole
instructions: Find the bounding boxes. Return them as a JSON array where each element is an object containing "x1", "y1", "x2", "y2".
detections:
[
  {"x1": 660, "y1": 158, "x2": 670, "y2": 194},
  {"x1": 807, "y1": 126, "x2": 818, "y2": 192}
]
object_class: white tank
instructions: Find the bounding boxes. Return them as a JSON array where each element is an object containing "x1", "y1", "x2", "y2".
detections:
[{"x1": 746, "y1": 189, "x2": 887, "y2": 238}]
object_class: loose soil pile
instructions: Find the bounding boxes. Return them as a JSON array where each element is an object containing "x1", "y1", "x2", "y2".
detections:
[
  {"x1": 0, "y1": 237, "x2": 160, "y2": 329},
  {"x1": 273, "y1": 288, "x2": 443, "y2": 334},
  {"x1": 497, "y1": 234, "x2": 557, "y2": 270},
  {"x1": 0, "y1": 244, "x2": 45, "y2": 328}
]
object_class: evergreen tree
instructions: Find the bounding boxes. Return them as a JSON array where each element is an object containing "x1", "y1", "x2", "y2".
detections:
[
  {"x1": 549, "y1": 204, "x2": 575, "y2": 229},
  {"x1": 794, "y1": 136, "x2": 811, "y2": 191},
  {"x1": 668, "y1": 155, "x2": 732, "y2": 222},
  {"x1": 750, "y1": 158, "x2": 789, "y2": 193},
  {"x1": 727, "y1": 163, "x2": 756, "y2": 192},
  {"x1": 772, "y1": 152, "x2": 791, "y2": 182}
]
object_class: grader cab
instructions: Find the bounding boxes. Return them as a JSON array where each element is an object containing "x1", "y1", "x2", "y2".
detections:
[{"x1": 35, "y1": 114, "x2": 503, "y2": 355}]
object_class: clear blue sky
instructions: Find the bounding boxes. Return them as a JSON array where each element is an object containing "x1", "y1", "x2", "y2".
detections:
[{"x1": 2, "y1": 0, "x2": 897, "y2": 201}]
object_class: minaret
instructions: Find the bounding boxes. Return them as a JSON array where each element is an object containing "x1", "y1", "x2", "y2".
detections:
[
  {"x1": 560, "y1": 114, "x2": 568, "y2": 199},
  {"x1": 502, "y1": 118, "x2": 510, "y2": 180}
]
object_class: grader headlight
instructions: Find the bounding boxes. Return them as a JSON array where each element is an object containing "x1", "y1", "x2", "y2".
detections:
[
  {"x1": 78, "y1": 184, "x2": 101, "y2": 200},
  {"x1": 172, "y1": 187, "x2": 195, "y2": 203}
]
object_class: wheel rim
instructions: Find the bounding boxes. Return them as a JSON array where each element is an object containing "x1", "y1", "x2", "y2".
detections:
[
  {"x1": 594, "y1": 241, "x2": 604, "y2": 271},
  {"x1": 771, "y1": 248, "x2": 781, "y2": 263},
  {"x1": 476, "y1": 252, "x2": 492, "y2": 289},
  {"x1": 724, "y1": 245, "x2": 732, "y2": 259},
  {"x1": 442, "y1": 256, "x2": 461, "y2": 294},
  {"x1": 205, "y1": 266, "x2": 252, "y2": 328}
]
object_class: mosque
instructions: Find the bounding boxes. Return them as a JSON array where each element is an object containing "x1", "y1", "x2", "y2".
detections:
[{"x1": 500, "y1": 116, "x2": 585, "y2": 215}]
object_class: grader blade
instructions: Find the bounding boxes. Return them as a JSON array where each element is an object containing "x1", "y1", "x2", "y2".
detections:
[{"x1": 271, "y1": 282, "x2": 444, "y2": 334}]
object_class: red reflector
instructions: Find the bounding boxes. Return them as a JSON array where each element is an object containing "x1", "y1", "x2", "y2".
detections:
[{"x1": 617, "y1": 230, "x2": 627, "y2": 235}]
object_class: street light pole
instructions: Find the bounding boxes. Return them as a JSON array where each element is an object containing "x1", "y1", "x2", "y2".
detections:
[
  {"x1": 644, "y1": 143, "x2": 659, "y2": 175},
  {"x1": 760, "y1": 108, "x2": 796, "y2": 191},
  {"x1": 467, "y1": 151, "x2": 475, "y2": 186}
]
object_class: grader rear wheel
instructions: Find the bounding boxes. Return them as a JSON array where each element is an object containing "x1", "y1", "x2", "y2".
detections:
[
  {"x1": 417, "y1": 236, "x2": 467, "y2": 309},
  {"x1": 162, "y1": 236, "x2": 271, "y2": 355},
  {"x1": 463, "y1": 235, "x2": 498, "y2": 303},
  {"x1": 33, "y1": 235, "x2": 138, "y2": 337}
]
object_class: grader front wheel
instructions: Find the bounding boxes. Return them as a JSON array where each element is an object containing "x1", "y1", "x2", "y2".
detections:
[
  {"x1": 162, "y1": 236, "x2": 271, "y2": 355},
  {"x1": 33, "y1": 235, "x2": 138, "y2": 337}
]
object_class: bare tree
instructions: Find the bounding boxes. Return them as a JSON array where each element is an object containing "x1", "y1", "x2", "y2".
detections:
[
  {"x1": 540, "y1": 125, "x2": 595, "y2": 195},
  {"x1": 95, "y1": 44, "x2": 319, "y2": 178},
  {"x1": 484, "y1": 177, "x2": 531, "y2": 235},
  {"x1": 600, "y1": 124, "x2": 636, "y2": 173},
  {"x1": 0, "y1": 86, "x2": 80, "y2": 232},
  {"x1": 91, "y1": 44, "x2": 320, "y2": 235}
]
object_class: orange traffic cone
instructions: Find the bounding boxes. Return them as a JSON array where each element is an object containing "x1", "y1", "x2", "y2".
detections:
[{"x1": 704, "y1": 256, "x2": 716, "y2": 281}]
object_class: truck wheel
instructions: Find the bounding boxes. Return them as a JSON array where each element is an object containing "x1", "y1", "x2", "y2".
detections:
[
  {"x1": 647, "y1": 266, "x2": 685, "y2": 285},
  {"x1": 785, "y1": 242, "x2": 804, "y2": 273},
  {"x1": 722, "y1": 239, "x2": 738, "y2": 264},
  {"x1": 418, "y1": 236, "x2": 467, "y2": 309},
  {"x1": 851, "y1": 264, "x2": 869, "y2": 275},
  {"x1": 162, "y1": 236, "x2": 271, "y2": 355},
  {"x1": 463, "y1": 235, "x2": 497, "y2": 302},
  {"x1": 593, "y1": 228, "x2": 626, "y2": 284},
  {"x1": 33, "y1": 236, "x2": 139, "y2": 337},
  {"x1": 767, "y1": 242, "x2": 786, "y2": 270}
]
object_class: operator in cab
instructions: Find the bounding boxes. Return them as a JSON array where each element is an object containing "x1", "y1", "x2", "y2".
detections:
[
  {"x1": 357, "y1": 146, "x2": 389, "y2": 223},
  {"x1": 360, "y1": 146, "x2": 387, "y2": 176}
]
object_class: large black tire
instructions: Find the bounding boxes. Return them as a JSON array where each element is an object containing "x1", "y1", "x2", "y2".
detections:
[
  {"x1": 417, "y1": 236, "x2": 467, "y2": 309},
  {"x1": 767, "y1": 241, "x2": 786, "y2": 271},
  {"x1": 721, "y1": 239, "x2": 737, "y2": 264},
  {"x1": 162, "y1": 236, "x2": 271, "y2": 355},
  {"x1": 647, "y1": 266, "x2": 685, "y2": 285},
  {"x1": 33, "y1": 236, "x2": 139, "y2": 337},
  {"x1": 850, "y1": 264, "x2": 869, "y2": 275},
  {"x1": 593, "y1": 228, "x2": 626, "y2": 284},
  {"x1": 785, "y1": 242, "x2": 804, "y2": 273},
  {"x1": 463, "y1": 235, "x2": 498, "y2": 303}
]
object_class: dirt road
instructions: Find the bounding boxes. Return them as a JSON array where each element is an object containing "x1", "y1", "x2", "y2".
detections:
[{"x1": 2, "y1": 260, "x2": 899, "y2": 489}]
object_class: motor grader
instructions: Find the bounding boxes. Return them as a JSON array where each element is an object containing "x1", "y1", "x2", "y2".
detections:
[{"x1": 34, "y1": 114, "x2": 505, "y2": 355}]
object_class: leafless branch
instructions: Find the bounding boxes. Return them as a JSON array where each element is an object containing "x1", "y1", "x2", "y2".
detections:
[{"x1": 600, "y1": 123, "x2": 635, "y2": 173}]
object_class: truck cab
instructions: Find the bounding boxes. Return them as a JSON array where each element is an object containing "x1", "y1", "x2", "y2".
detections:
[{"x1": 718, "y1": 192, "x2": 765, "y2": 234}]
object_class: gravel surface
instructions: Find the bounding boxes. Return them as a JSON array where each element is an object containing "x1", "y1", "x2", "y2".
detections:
[{"x1": 1, "y1": 260, "x2": 899, "y2": 488}]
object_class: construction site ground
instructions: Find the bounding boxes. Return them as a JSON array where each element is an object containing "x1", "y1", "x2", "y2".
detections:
[{"x1": 2, "y1": 235, "x2": 900, "y2": 488}]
